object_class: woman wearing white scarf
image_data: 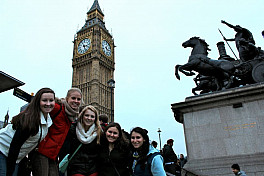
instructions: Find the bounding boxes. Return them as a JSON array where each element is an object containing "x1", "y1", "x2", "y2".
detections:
[{"x1": 66, "y1": 105, "x2": 102, "y2": 176}]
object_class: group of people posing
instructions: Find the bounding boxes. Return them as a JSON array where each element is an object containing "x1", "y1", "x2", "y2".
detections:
[{"x1": 0, "y1": 87, "x2": 167, "y2": 176}]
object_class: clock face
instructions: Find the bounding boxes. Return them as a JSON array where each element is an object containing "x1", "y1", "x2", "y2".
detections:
[
  {"x1": 102, "y1": 40, "x2": 111, "y2": 56},
  {"x1": 77, "y1": 38, "x2": 91, "y2": 54}
]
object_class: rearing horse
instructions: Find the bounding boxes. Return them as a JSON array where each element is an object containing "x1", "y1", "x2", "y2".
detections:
[{"x1": 175, "y1": 37, "x2": 236, "y2": 91}]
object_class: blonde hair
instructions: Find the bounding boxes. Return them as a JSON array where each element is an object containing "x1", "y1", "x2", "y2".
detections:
[
  {"x1": 66, "y1": 87, "x2": 84, "y2": 105},
  {"x1": 78, "y1": 105, "x2": 101, "y2": 144}
]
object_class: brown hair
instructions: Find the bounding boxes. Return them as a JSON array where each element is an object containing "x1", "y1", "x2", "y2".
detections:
[
  {"x1": 103, "y1": 122, "x2": 130, "y2": 151},
  {"x1": 130, "y1": 127, "x2": 149, "y2": 170},
  {"x1": 12, "y1": 88, "x2": 55, "y2": 136},
  {"x1": 99, "y1": 114, "x2": 109, "y2": 123}
]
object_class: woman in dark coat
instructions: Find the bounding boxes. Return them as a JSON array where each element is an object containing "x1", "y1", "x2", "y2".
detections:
[
  {"x1": 97, "y1": 122, "x2": 132, "y2": 176},
  {"x1": 67, "y1": 105, "x2": 102, "y2": 176},
  {"x1": 130, "y1": 127, "x2": 166, "y2": 176}
]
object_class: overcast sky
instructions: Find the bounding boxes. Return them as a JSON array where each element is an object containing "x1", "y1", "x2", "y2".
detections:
[{"x1": 1, "y1": 0, "x2": 263, "y2": 155}]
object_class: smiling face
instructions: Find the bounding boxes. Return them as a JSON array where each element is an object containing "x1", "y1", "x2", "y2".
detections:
[
  {"x1": 40, "y1": 93, "x2": 55, "y2": 117},
  {"x1": 106, "y1": 127, "x2": 119, "y2": 143},
  {"x1": 82, "y1": 109, "x2": 96, "y2": 129},
  {"x1": 131, "y1": 131, "x2": 145, "y2": 149},
  {"x1": 66, "y1": 91, "x2": 82, "y2": 110}
]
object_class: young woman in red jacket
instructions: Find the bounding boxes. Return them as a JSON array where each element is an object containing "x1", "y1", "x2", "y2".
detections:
[{"x1": 31, "y1": 88, "x2": 82, "y2": 176}]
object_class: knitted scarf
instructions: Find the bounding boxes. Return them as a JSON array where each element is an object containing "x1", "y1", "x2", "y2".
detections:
[
  {"x1": 132, "y1": 151, "x2": 139, "y2": 172},
  {"x1": 61, "y1": 99, "x2": 79, "y2": 122},
  {"x1": 76, "y1": 122, "x2": 97, "y2": 144}
]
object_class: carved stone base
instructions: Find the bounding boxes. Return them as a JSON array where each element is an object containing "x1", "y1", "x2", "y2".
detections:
[
  {"x1": 183, "y1": 153, "x2": 264, "y2": 176},
  {"x1": 171, "y1": 83, "x2": 264, "y2": 176}
]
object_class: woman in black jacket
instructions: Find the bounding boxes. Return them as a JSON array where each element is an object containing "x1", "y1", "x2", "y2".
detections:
[
  {"x1": 97, "y1": 122, "x2": 132, "y2": 176},
  {"x1": 66, "y1": 105, "x2": 102, "y2": 176}
]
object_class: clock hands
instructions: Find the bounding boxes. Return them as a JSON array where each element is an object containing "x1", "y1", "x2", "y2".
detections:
[
  {"x1": 102, "y1": 40, "x2": 111, "y2": 56},
  {"x1": 77, "y1": 38, "x2": 91, "y2": 54}
]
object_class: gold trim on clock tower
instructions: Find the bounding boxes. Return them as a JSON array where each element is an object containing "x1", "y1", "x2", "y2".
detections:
[{"x1": 72, "y1": 0, "x2": 115, "y2": 121}]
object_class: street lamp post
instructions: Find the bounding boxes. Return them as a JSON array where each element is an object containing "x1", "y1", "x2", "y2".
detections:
[
  {"x1": 157, "y1": 128, "x2": 162, "y2": 152},
  {"x1": 107, "y1": 79, "x2": 115, "y2": 122}
]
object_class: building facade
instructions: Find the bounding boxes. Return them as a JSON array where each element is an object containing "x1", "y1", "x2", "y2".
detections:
[{"x1": 72, "y1": 0, "x2": 115, "y2": 122}]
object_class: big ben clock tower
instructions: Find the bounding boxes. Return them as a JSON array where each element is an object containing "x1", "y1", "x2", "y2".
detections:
[{"x1": 72, "y1": 0, "x2": 115, "y2": 121}]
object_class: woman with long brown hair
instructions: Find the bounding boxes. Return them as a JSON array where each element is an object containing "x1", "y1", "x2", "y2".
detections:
[
  {"x1": 130, "y1": 127, "x2": 166, "y2": 176},
  {"x1": 0, "y1": 87, "x2": 55, "y2": 176},
  {"x1": 98, "y1": 122, "x2": 132, "y2": 176}
]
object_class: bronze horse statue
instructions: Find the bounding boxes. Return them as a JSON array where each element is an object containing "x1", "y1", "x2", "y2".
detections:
[
  {"x1": 192, "y1": 74, "x2": 217, "y2": 95},
  {"x1": 175, "y1": 37, "x2": 236, "y2": 91}
]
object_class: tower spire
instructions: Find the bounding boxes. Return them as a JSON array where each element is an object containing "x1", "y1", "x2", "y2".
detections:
[
  {"x1": 79, "y1": 0, "x2": 107, "y2": 33},
  {"x1": 88, "y1": 0, "x2": 104, "y2": 15}
]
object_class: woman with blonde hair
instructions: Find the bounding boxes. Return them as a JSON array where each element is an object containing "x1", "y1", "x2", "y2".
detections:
[
  {"x1": 32, "y1": 88, "x2": 83, "y2": 176},
  {"x1": 66, "y1": 105, "x2": 102, "y2": 176}
]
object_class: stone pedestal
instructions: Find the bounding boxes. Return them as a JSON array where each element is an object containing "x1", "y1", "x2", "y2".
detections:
[{"x1": 171, "y1": 83, "x2": 264, "y2": 176}]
